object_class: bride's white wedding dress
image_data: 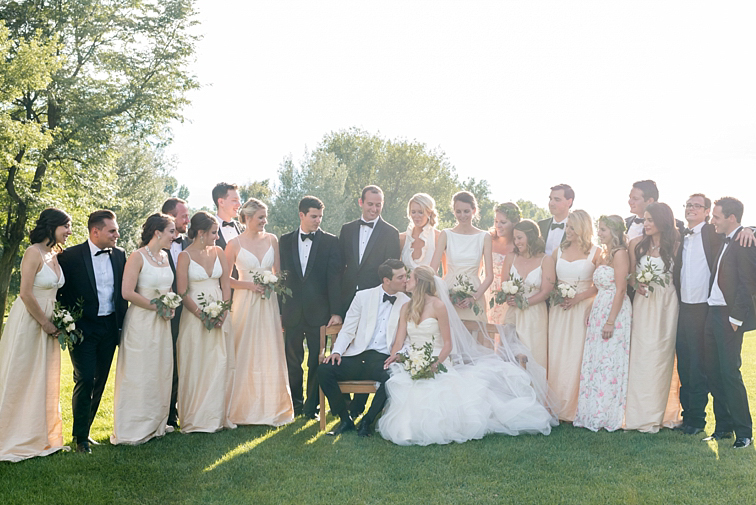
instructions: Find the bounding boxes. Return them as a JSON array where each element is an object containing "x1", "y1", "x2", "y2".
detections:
[{"x1": 378, "y1": 317, "x2": 556, "y2": 446}]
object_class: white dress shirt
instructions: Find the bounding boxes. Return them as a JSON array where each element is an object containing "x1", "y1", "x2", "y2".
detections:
[
  {"x1": 708, "y1": 226, "x2": 742, "y2": 326},
  {"x1": 298, "y1": 228, "x2": 315, "y2": 276},
  {"x1": 358, "y1": 216, "x2": 378, "y2": 264},
  {"x1": 544, "y1": 217, "x2": 568, "y2": 256},
  {"x1": 680, "y1": 222, "x2": 709, "y2": 304},
  {"x1": 215, "y1": 214, "x2": 239, "y2": 245},
  {"x1": 365, "y1": 288, "x2": 394, "y2": 354},
  {"x1": 169, "y1": 237, "x2": 184, "y2": 267},
  {"x1": 627, "y1": 217, "x2": 645, "y2": 241},
  {"x1": 87, "y1": 239, "x2": 115, "y2": 316}
]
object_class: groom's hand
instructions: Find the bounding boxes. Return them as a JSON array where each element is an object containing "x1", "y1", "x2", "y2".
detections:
[
  {"x1": 327, "y1": 315, "x2": 342, "y2": 326},
  {"x1": 324, "y1": 353, "x2": 342, "y2": 365}
]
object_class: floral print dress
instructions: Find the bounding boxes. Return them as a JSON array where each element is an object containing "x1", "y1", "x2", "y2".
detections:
[{"x1": 573, "y1": 264, "x2": 632, "y2": 432}]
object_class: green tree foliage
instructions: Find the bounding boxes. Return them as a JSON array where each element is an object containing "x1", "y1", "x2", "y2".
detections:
[
  {"x1": 239, "y1": 179, "x2": 274, "y2": 206},
  {"x1": 0, "y1": 1, "x2": 199, "y2": 322},
  {"x1": 516, "y1": 199, "x2": 550, "y2": 222}
]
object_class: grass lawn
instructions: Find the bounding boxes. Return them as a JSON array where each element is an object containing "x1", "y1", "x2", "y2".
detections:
[{"x1": 1, "y1": 333, "x2": 755, "y2": 505}]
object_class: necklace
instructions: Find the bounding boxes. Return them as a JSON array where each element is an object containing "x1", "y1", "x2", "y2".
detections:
[
  {"x1": 146, "y1": 245, "x2": 165, "y2": 266},
  {"x1": 649, "y1": 242, "x2": 660, "y2": 251}
]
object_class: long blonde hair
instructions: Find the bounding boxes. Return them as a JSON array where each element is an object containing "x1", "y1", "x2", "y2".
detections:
[
  {"x1": 561, "y1": 209, "x2": 593, "y2": 255},
  {"x1": 407, "y1": 265, "x2": 437, "y2": 325}
]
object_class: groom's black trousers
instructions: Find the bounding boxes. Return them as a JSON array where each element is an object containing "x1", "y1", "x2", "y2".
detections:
[
  {"x1": 284, "y1": 325, "x2": 321, "y2": 416},
  {"x1": 318, "y1": 350, "x2": 390, "y2": 425},
  {"x1": 676, "y1": 302, "x2": 709, "y2": 429}
]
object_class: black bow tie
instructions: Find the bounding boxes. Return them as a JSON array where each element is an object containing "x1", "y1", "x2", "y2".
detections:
[
  {"x1": 221, "y1": 221, "x2": 235, "y2": 227},
  {"x1": 634, "y1": 217, "x2": 645, "y2": 225},
  {"x1": 682, "y1": 228, "x2": 694, "y2": 237},
  {"x1": 550, "y1": 222, "x2": 564, "y2": 230},
  {"x1": 724, "y1": 237, "x2": 732, "y2": 244},
  {"x1": 172, "y1": 236, "x2": 184, "y2": 244},
  {"x1": 95, "y1": 248, "x2": 112, "y2": 256},
  {"x1": 360, "y1": 220, "x2": 374, "y2": 228},
  {"x1": 383, "y1": 293, "x2": 397, "y2": 305},
  {"x1": 301, "y1": 232, "x2": 315, "y2": 242}
]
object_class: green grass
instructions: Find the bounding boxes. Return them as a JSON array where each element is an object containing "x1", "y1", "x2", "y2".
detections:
[{"x1": 2, "y1": 334, "x2": 756, "y2": 505}]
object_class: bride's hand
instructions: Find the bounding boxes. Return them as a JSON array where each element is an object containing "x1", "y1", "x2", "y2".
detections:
[{"x1": 384, "y1": 354, "x2": 399, "y2": 369}]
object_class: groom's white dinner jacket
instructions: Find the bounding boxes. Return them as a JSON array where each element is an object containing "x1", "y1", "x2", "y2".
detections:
[{"x1": 332, "y1": 285, "x2": 410, "y2": 357}]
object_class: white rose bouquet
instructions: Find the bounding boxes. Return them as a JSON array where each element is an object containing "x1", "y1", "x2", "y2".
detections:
[
  {"x1": 196, "y1": 293, "x2": 232, "y2": 331},
  {"x1": 549, "y1": 281, "x2": 578, "y2": 306},
  {"x1": 490, "y1": 274, "x2": 528, "y2": 310},
  {"x1": 398, "y1": 337, "x2": 448, "y2": 380},
  {"x1": 449, "y1": 274, "x2": 482, "y2": 315},
  {"x1": 634, "y1": 261, "x2": 668, "y2": 297},
  {"x1": 52, "y1": 299, "x2": 84, "y2": 350},
  {"x1": 250, "y1": 270, "x2": 292, "y2": 301},
  {"x1": 150, "y1": 291, "x2": 183, "y2": 319}
]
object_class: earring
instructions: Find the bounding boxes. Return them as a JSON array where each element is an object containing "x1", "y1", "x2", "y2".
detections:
[{"x1": 158, "y1": 234, "x2": 162, "y2": 239}]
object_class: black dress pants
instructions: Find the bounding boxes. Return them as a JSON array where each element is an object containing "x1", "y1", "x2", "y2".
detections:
[
  {"x1": 69, "y1": 314, "x2": 118, "y2": 439},
  {"x1": 168, "y1": 305, "x2": 182, "y2": 425},
  {"x1": 676, "y1": 302, "x2": 709, "y2": 429},
  {"x1": 703, "y1": 306, "x2": 753, "y2": 439},
  {"x1": 284, "y1": 325, "x2": 321, "y2": 416}
]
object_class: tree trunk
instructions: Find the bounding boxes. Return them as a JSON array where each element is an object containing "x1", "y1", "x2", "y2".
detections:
[{"x1": 0, "y1": 238, "x2": 23, "y2": 334}]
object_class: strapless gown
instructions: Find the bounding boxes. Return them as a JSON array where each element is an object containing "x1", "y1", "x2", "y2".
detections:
[
  {"x1": 0, "y1": 260, "x2": 68, "y2": 462},
  {"x1": 378, "y1": 318, "x2": 554, "y2": 446}
]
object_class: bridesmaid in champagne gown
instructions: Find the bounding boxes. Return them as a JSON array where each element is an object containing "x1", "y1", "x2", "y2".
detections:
[
  {"x1": 548, "y1": 210, "x2": 599, "y2": 421},
  {"x1": 226, "y1": 199, "x2": 294, "y2": 426},
  {"x1": 399, "y1": 193, "x2": 441, "y2": 270},
  {"x1": 175, "y1": 211, "x2": 236, "y2": 434},
  {"x1": 0, "y1": 208, "x2": 71, "y2": 462},
  {"x1": 625, "y1": 203, "x2": 681, "y2": 433},
  {"x1": 501, "y1": 219, "x2": 555, "y2": 370},
  {"x1": 486, "y1": 203, "x2": 519, "y2": 325},
  {"x1": 574, "y1": 215, "x2": 632, "y2": 432},
  {"x1": 430, "y1": 191, "x2": 493, "y2": 323},
  {"x1": 111, "y1": 214, "x2": 176, "y2": 445}
]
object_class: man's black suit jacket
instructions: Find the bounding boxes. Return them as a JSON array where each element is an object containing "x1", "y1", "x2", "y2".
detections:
[
  {"x1": 215, "y1": 220, "x2": 243, "y2": 250},
  {"x1": 166, "y1": 235, "x2": 190, "y2": 336},
  {"x1": 338, "y1": 217, "x2": 400, "y2": 316},
  {"x1": 709, "y1": 226, "x2": 756, "y2": 332},
  {"x1": 279, "y1": 228, "x2": 342, "y2": 330},
  {"x1": 57, "y1": 241, "x2": 128, "y2": 336},
  {"x1": 672, "y1": 223, "x2": 722, "y2": 301},
  {"x1": 538, "y1": 217, "x2": 566, "y2": 247}
]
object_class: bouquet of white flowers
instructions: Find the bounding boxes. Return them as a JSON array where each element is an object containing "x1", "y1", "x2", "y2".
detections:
[
  {"x1": 250, "y1": 270, "x2": 292, "y2": 301},
  {"x1": 196, "y1": 293, "x2": 232, "y2": 331},
  {"x1": 549, "y1": 281, "x2": 578, "y2": 306},
  {"x1": 150, "y1": 291, "x2": 183, "y2": 319},
  {"x1": 490, "y1": 274, "x2": 528, "y2": 310},
  {"x1": 398, "y1": 337, "x2": 448, "y2": 380},
  {"x1": 52, "y1": 299, "x2": 84, "y2": 350},
  {"x1": 449, "y1": 274, "x2": 482, "y2": 315},
  {"x1": 634, "y1": 261, "x2": 668, "y2": 297}
]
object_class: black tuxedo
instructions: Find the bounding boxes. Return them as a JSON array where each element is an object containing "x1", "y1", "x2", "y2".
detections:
[
  {"x1": 538, "y1": 217, "x2": 567, "y2": 248},
  {"x1": 165, "y1": 234, "x2": 190, "y2": 425},
  {"x1": 703, "y1": 226, "x2": 756, "y2": 439},
  {"x1": 671, "y1": 223, "x2": 722, "y2": 429},
  {"x1": 216, "y1": 218, "x2": 242, "y2": 281},
  {"x1": 338, "y1": 217, "x2": 400, "y2": 317},
  {"x1": 279, "y1": 228, "x2": 342, "y2": 415},
  {"x1": 57, "y1": 240, "x2": 127, "y2": 440}
]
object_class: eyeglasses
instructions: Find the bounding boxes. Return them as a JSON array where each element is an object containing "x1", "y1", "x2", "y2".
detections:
[{"x1": 684, "y1": 203, "x2": 706, "y2": 210}]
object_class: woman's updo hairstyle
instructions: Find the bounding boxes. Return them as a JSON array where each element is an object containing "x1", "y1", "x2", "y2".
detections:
[
  {"x1": 238, "y1": 198, "x2": 267, "y2": 225},
  {"x1": 29, "y1": 208, "x2": 72, "y2": 250},
  {"x1": 187, "y1": 211, "x2": 217, "y2": 240},
  {"x1": 513, "y1": 219, "x2": 546, "y2": 256},
  {"x1": 407, "y1": 193, "x2": 438, "y2": 228},
  {"x1": 451, "y1": 191, "x2": 479, "y2": 222},
  {"x1": 139, "y1": 213, "x2": 174, "y2": 248}
]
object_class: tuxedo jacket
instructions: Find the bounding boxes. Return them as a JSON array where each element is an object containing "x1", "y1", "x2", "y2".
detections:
[
  {"x1": 332, "y1": 286, "x2": 410, "y2": 357},
  {"x1": 279, "y1": 228, "x2": 342, "y2": 330},
  {"x1": 708, "y1": 227, "x2": 756, "y2": 332},
  {"x1": 538, "y1": 217, "x2": 567, "y2": 246},
  {"x1": 339, "y1": 217, "x2": 400, "y2": 316},
  {"x1": 57, "y1": 241, "x2": 128, "y2": 335},
  {"x1": 626, "y1": 215, "x2": 685, "y2": 234},
  {"x1": 672, "y1": 223, "x2": 722, "y2": 301},
  {"x1": 215, "y1": 220, "x2": 243, "y2": 250},
  {"x1": 166, "y1": 235, "x2": 190, "y2": 336}
]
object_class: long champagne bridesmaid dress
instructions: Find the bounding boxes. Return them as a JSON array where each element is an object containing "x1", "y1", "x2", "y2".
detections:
[
  {"x1": 228, "y1": 245, "x2": 294, "y2": 426},
  {"x1": 111, "y1": 252, "x2": 175, "y2": 444},
  {"x1": 507, "y1": 257, "x2": 548, "y2": 370}
]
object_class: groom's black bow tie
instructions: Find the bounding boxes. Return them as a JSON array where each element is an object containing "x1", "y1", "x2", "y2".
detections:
[
  {"x1": 301, "y1": 232, "x2": 316, "y2": 242},
  {"x1": 383, "y1": 294, "x2": 397, "y2": 305},
  {"x1": 724, "y1": 236, "x2": 732, "y2": 244},
  {"x1": 633, "y1": 217, "x2": 645, "y2": 225},
  {"x1": 95, "y1": 248, "x2": 112, "y2": 256},
  {"x1": 359, "y1": 220, "x2": 374, "y2": 228},
  {"x1": 550, "y1": 222, "x2": 564, "y2": 230},
  {"x1": 172, "y1": 236, "x2": 184, "y2": 244},
  {"x1": 682, "y1": 228, "x2": 694, "y2": 237},
  {"x1": 221, "y1": 221, "x2": 235, "y2": 227}
]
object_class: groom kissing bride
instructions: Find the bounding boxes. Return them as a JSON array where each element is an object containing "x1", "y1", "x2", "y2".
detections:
[{"x1": 318, "y1": 259, "x2": 409, "y2": 437}]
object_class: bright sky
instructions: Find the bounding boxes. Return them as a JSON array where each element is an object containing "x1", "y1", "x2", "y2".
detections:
[{"x1": 168, "y1": 1, "x2": 756, "y2": 225}]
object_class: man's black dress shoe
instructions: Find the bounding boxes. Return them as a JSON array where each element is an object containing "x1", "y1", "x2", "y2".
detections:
[
  {"x1": 733, "y1": 437, "x2": 752, "y2": 449},
  {"x1": 303, "y1": 412, "x2": 320, "y2": 421},
  {"x1": 87, "y1": 437, "x2": 101, "y2": 446},
  {"x1": 682, "y1": 425, "x2": 704, "y2": 436},
  {"x1": 357, "y1": 421, "x2": 372, "y2": 438},
  {"x1": 167, "y1": 421, "x2": 179, "y2": 430},
  {"x1": 327, "y1": 419, "x2": 355, "y2": 436},
  {"x1": 75, "y1": 440, "x2": 91, "y2": 454},
  {"x1": 702, "y1": 431, "x2": 734, "y2": 441}
]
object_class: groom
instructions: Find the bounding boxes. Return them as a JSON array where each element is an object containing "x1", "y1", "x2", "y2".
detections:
[
  {"x1": 319, "y1": 259, "x2": 409, "y2": 437},
  {"x1": 57, "y1": 210, "x2": 128, "y2": 453}
]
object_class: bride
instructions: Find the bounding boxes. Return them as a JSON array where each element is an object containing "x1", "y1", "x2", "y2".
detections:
[{"x1": 378, "y1": 266, "x2": 557, "y2": 446}]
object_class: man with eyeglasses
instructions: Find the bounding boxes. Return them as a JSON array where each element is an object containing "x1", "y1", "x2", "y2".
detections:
[{"x1": 672, "y1": 194, "x2": 754, "y2": 437}]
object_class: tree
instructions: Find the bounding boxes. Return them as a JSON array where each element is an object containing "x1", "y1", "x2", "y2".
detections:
[
  {"x1": 0, "y1": 1, "x2": 199, "y2": 322},
  {"x1": 239, "y1": 179, "x2": 273, "y2": 206},
  {"x1": 516, "y1": 199, "x2": 550, "y2": 222}
]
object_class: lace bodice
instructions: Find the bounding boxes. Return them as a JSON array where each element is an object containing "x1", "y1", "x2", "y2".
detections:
[
  {"x1": 236, "y1": 245, "x2": 274, "y2": 281},
  {"x1": 555, "y1": 246, "x2": 598, "y2": 292},
  {"x1": 407, "y1": 318, "x2": 443, "y2": 355},
  {"x1": 136, "y1": 251, "x2": 173, "y2": 296}
]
